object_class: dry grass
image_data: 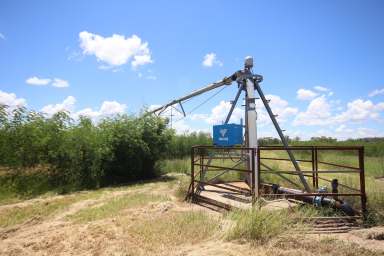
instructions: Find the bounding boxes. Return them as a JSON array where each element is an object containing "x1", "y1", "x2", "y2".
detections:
[
  {"x1": 267, "y1": 236, "x2": 381, "y2": 256},
  {"x1": 124, "y1": 211, "x2": 220, "y2": 252},
  {"x1": 0, "y1": 196, "x2": 82, "y2": 228},
  {"x1": 225, "y1": 203, "x2": 314, "y2": 245},
  {"x1": 68, "y1": 193, "x2": 170, "y2": 223},
  {"x1": 0, "y1": 174, "x2": 383, "y2": 256}
]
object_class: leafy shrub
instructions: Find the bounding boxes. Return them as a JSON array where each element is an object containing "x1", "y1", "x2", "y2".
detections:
[{"x1": 0, "y1": 105, "x2": 172, "y2": 192}]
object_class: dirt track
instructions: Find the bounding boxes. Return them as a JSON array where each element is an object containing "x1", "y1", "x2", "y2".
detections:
[{"x1": 0, "y1": 175, "x2": 383, "y2": 256}]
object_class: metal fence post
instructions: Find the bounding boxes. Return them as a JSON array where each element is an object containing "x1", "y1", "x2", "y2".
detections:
[
  {"x1": 251, "y1": 148, "x2": 255, "y2": 204},
  {"x1": 256, "y1": 147, "x2": 260, "y2": 198},
  {"x1": 311, "y1": 146, "x2": 315, "y2": 188},
  {"x1": 359, "y1": 147, "x2": 367, "y2": 215},
  {"x1": 191, "y1": 147, "x2": 195, "y2": 201},
  {"x1": 314, "y1": 147, "x2": 319, "y2": 189}
]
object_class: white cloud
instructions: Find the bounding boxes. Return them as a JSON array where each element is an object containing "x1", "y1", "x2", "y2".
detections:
[
  {"x1": 354, "y1": 127, "x2": 384, "y2": 138},
  {"x1": 132, "y1": 55, "x2": 153, "y2": 68},
  {"x1": 369, "y1": 88, "x2": 384, "y2": 97},
  {"x1": 76, "y1": 108, "x2": 100, "y2": 119},
  {"x1": 296, "y1": 89, "x2": 318, "y2": 100},
  {"x1": 293, "y1": 95, "x2": 332, "y2": 126},
  {"x1": 259, "y1": 94, "x2": 298, "y2": 124},
  {"x1": 202, "y1": 53, "x2": 223, "y2": 67},
  {"x1": 26, "y1": 76, "x2": 69, "y2": 88},
  {"x1": 0, "y1": 33, "x2": 5, "y2": 40},
  {"x1": 26, "y1": 76, "x2": 51, "y2": 86},
  {"x1": 75, "y1": 101, "x2": 126, "y2": 120},
  {"x1": 314, "y1": 86, "x2": 329, "y2": 92},
  {"x1": 79, "y1": 31, "x2": 152, "y2": 68},
  {"x1": 335, "y1": 124, "x2": 352, "y2": 133},
  {"x1": 41, "y1": 97, "x2": 127, "y2": 119},
  {"x1": 314, "y1": 126, "x2": 383, "y2": 140},
  {"x1": 334, "y1": 99, "x2": 384, "y2": 123},
  {"x1": 205, "y1": 100, "x2": 243, "y2": 124},
  {"x1": 41, "y1": 96, "x2": 76, "y2": 116},
  {"x1": 52, "y1": 78, "x2": 69, "y2": 88},
  {"x1": 293, "y1": 95, "x2": 384, "y2": 127},
  {"x1": 99, "y1": 101, "x2": 126, "y2": 115},
  {"x1": 171, "y1": 119, "x2": 191, "y2": 134},
  {"x1": 0, "y1": 90, "x2": 27, "y2": 109}
]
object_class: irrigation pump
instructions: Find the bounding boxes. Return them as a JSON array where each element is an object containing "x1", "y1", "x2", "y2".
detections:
[{"x1": 150, "y1": 56, "x2": 367, "y2": 220}]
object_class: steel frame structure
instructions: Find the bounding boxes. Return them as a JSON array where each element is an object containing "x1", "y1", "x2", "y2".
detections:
[{"x1": 188, "y1": 145, "x2": 367, "y2": 215}]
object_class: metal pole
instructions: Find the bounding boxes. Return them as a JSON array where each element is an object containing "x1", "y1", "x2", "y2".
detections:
[
  {"x1": 256, "y1": 147, "x2": 261, "y2": 198},
  {"x1": 245, "y1": 78, "x2": 258, "y2": 195},
  {"x1": 315, "y1": 148, "x2": 319, "y2": 188},
  {"x1": 251, "y1": 148, "x2": 256, "y2": 203},
  {"x1": 150, "y1": 75, "x2": 235, "y2": 115},
  {"x1": 311, "y1": 147, "x2": 315, "y2": 188},
  {"x1": 191, "y1": 147, "x2": 195, "y2": 200},
  {"x1": 254, "y1": 82, "x2": 311, "y2": 192},
  {"x1": 224, "y1": 85, "x2": 243, "y2": 124}
]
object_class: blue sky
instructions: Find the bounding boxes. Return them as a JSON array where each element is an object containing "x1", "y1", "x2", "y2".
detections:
[{"x1": 0, "y1": 0, "x2": 383, "y2": 139}]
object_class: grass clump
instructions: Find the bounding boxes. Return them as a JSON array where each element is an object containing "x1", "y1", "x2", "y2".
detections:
[
  {"x1": 173, "y1": 175, "x2": 191, "y2": 201},
  {"x1": 69, "y1": 193, "x2": 169, "y2": 223},
  {"x1": 127, "y1": 211, "x2": 219, "y2": 249},
  {"x1": 226, "y1": 207, "x2": 296, "y2": 244}
]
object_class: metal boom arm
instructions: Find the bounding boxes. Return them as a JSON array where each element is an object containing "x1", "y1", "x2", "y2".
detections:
[{"x1": 149, "y1": 75, "x2": 235, "y2": 115}]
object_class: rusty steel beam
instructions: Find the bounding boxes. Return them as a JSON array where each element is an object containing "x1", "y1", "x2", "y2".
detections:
[
  {"x1": 194, "y1": 163, "x2": 252, "y2": 173},
  {"x1": 260, "y1": 157, "x2": 312, "y2": 163},
  {"x1": 318, "y1": 161, "x2": 360, "y2": 170}
]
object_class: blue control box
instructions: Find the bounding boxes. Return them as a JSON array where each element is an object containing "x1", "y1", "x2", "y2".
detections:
[{"x1": 213, "y1": 124, "x2": 243, "y2": 147}]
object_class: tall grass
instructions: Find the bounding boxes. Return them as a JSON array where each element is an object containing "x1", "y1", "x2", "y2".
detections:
[
  {"x1": 226, "y1": 208, "x2": 290, "y2": 244},
  {"x1": 225, "y1": 204, "x2": 315, "y2": 244},
  {"x1": 157, "y1": 158, "x2": 190, "y2": 174}
]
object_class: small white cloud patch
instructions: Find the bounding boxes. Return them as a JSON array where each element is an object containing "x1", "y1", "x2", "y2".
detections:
[
  {"x1": 41, "y1": 97, "x2": 127, "y2": 120},
  {"x1": 314, "y1": 86, "x2": 329, "y2": 92},
  {"x1": 369, "y1": 88, "x2": 384, "y2": 97},
  {"x1": 52, "y1": 78, "x2": 69, "y2": 88},
  {"x1": 79, "y1": 31, "x2": 153, "y2": 68},
  {"x1": 293, "y1": 95, "x2": 332, "y2": 126},
  {"x1": 202, "y1": 53, "x2": 223, "y2": 67},
  {"x1": 99, "y1": 101, "x2": 126, "y2": 115},
  {"x1": 41, "y1": 96, "x2": 76, "y2": 116},
  {"x1": 26, "y1": 76, "x2": 51, "y2": 86},
  {"x1": 296, "y1": 88, "x2": 318, "y2": 100},
  {"x1": 0, "y1": 90, "x2": 27, "y2": 109},
  {"x1": 26, "y1": 76, "x2": 69, "y2": 88}
]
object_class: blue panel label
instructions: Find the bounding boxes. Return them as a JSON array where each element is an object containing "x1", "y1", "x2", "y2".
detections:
[{"x1": 213, "y1": 124, "x2": 243, "y2": 146}]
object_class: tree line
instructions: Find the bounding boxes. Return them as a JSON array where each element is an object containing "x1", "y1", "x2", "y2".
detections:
[{"x1": 1, "y1": 105, "x2": 383, "y2": 192}]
